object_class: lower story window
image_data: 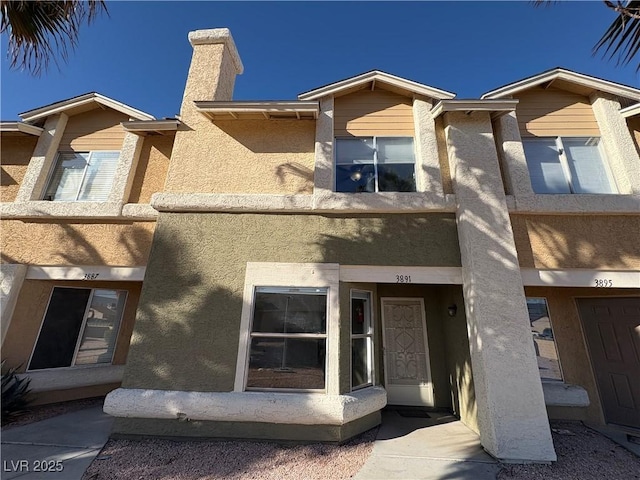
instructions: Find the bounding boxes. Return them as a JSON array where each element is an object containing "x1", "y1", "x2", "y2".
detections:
[
  {"x1": 351, "y1": 290, "x2": 374, "y2": 390},
  {"x1": 247, "y1": 287, "x2": 327, "y2": 390},
  {"x1": 29, "y1": 287, "x2": 127, "y2": 370},
  {"x1": 527, "y1": 297, "x2": 562, "y2": 381}
]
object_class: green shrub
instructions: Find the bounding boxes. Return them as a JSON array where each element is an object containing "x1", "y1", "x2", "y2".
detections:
[{"x1": 1, "y1": 361, "x2": 32, "y2": 423}]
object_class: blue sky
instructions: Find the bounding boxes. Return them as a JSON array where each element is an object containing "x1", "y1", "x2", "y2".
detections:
[{"x1": 2, "y1": 1, "x2": 639, "y2": 120}]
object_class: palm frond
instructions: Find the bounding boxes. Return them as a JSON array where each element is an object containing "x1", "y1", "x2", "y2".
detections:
[
  {"x1": 0, "y1": 0, "x2": 107, "y2": 76},
  {"x1": 594, "y1": 1, "x2": 640, "y2": 69}
]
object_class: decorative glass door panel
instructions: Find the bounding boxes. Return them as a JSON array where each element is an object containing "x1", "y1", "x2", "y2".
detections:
[{"x1": 381, "y1": 298, "x2": 433, "y2": 406}]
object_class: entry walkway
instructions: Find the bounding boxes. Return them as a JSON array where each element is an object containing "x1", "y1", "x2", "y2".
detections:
[
  {"x1": 355, "y1": 408, "x2": 500, "y2": 480},
  {"x1": 1, "y1": 406, "x2": 112, "y2": 479}
]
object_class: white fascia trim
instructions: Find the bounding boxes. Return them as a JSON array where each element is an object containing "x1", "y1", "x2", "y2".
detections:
[
  {"x1": 188, "y1": 28, "x2": 244, "y2": 74},
  {"x1": 150, "y1": 192, "x2": 457, "y2": 214},
  {"x1": 0, "y1": 122, "x2": 44, "y2": 136},
  {"x1": 521, "y1": 268, "x2": 640, "y2": 288},
  {"x1": 19, "y1": 364, "x2": 124, "y2": 393},
  {"x1": 20, "y1": 93, "x2": 155, "y2": 123},
  {"x1": 104, "y1": 386, "x2": 387, "y2": 425},
  {"x1": 507, "y1": 194, "x2": 640, "y2": 214},
  {"x1": 431, "y1": 100, "x2": 518, "y2": 118},
  {"x1": 26, "y1": 266, "x2": 146, "y2": 282},
  {"x1": 482, "y1": 68, "x2": 640, "y2": 101},
  {"x1": 195, "y1": 101, "x2": 319, "y2": 119},
  {"x1": 340, "y1": 266, "x2": 463, "y2": 284},
  {"x1": 1, "y1": 201, "x2": 122, "y2": 219},
  {"x1": 620, "y1": 103, "x2": 640, "y2": 118},
  {"x1": 121, "y1": 120, "x2": 180, "y2": 134},
  {"x1": 298, "y1": 70, "x2": 456, "y2": 101}
]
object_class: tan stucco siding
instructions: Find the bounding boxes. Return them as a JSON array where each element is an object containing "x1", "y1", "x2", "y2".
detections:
[
  {"x1": 1, "y1": 220, "x2": 155, "y2": 266},
  {"x1": 128, "y1": 135, "x2": 173, "y2": 203},
  {"x1": 59, "y1": 109, "x2": 130, "y2": 151},
  {"x1": 2, "y1": 279, "x2": 141, "y2": 372},
  {"x1": 524, "y1": 287, "x2": 640, "y2": 424},
  {"x1": 511, "y1": 215, "x2": 640, "y2": 269},
  {"x1": 1, "y1": 135, "x2": 37, "y2": 202},
  {"x1": 334, "y1": 89, "x2": 414, "y2": 136},
  {"x1": 435, "y1": 116, "x2": 453, "y2": 194},
  {"x1": 514, "y1": 87, "x2": 600, "y2": 138},
  {"x1": 122, "y1": 212, "x2": 461, "y2": 392},
  {"x1": 627, "y1": 116, "x2": 640, "y2": 157},
  {"x1": 165, "y1": 120, "x2": 315, "y2": 194}
]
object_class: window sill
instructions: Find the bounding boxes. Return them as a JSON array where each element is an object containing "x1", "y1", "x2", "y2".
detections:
[
  {"x1": 104, "y1": 385, "x2": 387, "y2": 425},
  {"x1": 1, "y1": 202, "x2": 157, "y2": 220},
  {"x1": 506, "y1": 194, "x2": 640, "y2": 214},
  {"x1": 541, "y1": 381, "x2": 589, "y2": 407},
  {"x1": 18, "y1": 364, "x2": 124, "y2": 393}
]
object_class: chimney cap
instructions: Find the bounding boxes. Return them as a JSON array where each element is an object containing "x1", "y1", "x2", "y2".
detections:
[{"x1": 188, "y1": 28, "x2": 244, "y2": 75}]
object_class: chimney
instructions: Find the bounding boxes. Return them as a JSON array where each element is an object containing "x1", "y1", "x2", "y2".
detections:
[{"x1": 179, "y1": 28, "x2": 244, "y2": 119}]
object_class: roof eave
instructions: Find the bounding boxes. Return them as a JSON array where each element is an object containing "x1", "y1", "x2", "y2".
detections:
[
  {"x1": 0, "y1": 121, "x2": 44, "y2": 136},
  {"x1": 194, "y1": 100, "x2": 319, "y2": 120},
  {"x1": 481, "y1": 68, "x2": 640, "y2": 102},
  {"x1": 431, "y1": 100, "x2": 519, "y2": 119},
  {"x1": 298, "y1": 70, "x2": 456, "y2": 101},
  {"x1": 20, "y1": 93, "x2": 155, "y2": 123}
]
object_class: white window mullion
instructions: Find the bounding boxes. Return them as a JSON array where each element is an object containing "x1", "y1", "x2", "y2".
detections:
[
  {"x1": 373, "y1": 138, "x2": 380, "y2": 193},
  {"x1": 555, "y1": 137, "x2": 575, "y2": 194},
  {"x1": 71, "y1": 289, "x2": 95, "y2": 366},
  {"x1": 74, "y1": 153, "x2": 92, "y2": 201}
]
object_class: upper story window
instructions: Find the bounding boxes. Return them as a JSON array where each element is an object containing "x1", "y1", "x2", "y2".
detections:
[
  {"x1": 335, "y1": 137, "x2": 416, "y2": 193},
  {"x1": 44, "y1": 151, "x2": 120, "y2": 201},
  {"x1": 522, "y1": 137, "x2": 617, "y2": 194}
]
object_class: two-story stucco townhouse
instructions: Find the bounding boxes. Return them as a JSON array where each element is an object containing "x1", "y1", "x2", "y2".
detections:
[
  {"x1": 1, "y1": 93, "x2": 179, "y2": 403},
  {"x1": 2, "y1": 28, "x2": 639, "y2": 464}
]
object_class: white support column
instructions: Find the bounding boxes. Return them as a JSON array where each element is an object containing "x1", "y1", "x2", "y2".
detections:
[
  {"x1": 313, "y1": 96, "x2": 334, "y2": 194},
  {"x1": 15, "y1": 113, "x2": 68, "y2": 202},
  {"x1": 109, "y1": 131, "x2": 144, "y2": 203},
  {"x1": 590, "y1": 92, "x2": 640, "y2": 194},
  {"x1": 494, "y1": 111, "x2": 534, "y2": 196},
  {"x1": 1, "y1": 264, "x2": 27, "y2": 347},
  {"x1": 443, "y1": 110, "x2": 556, "y2": 463},
  {"x1": 413, "y1": 96, "x2": 443, "y2": 195}
]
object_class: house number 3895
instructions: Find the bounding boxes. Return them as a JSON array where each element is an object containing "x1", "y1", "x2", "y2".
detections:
[
  {"x1": 594, "y1": 279, "x2": 613, "y2": 288},
  {"x1": 396, "y1": 275, "x2": 412, "y2": 283}
]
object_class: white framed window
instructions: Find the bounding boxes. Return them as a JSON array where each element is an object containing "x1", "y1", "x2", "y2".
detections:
[
  {"x1": 235, "y1": 263, "x2": 341, "y2": 394},
  {"x1": 351, "y1": 290, "x2": 374, "y2": 390},
  {"x1": 526, "y1": 297, "x2": 563, "y2": 381},
  {"x1": 335, "y1": 137, "x2": 416, "y2": 193},
  {"x1": 246, "y1": 287, "x2": 328, "y2": 391},
  {"x1": 522, "y1": 137, "x2": 617, "y2": 194},
  {"x1": 28, "y1": 287, "x2": 127, "y2": 370},
  {"x1": 44, "y1": 151, "x2": 120, "y2": 201}
]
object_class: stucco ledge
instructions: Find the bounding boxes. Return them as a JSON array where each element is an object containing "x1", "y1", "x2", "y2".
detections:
[
  {"x1": 542, "y1": 382, "x2": 590, "y2": 407},
  {"x1": 104, "y1": 386, "x2": 387, "y2": 425}
]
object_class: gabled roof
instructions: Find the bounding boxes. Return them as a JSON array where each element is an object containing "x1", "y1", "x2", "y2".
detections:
[
  {"x1": 298, "y1": 70, "x2": 456, "y2": 101},
  {"x1": 481, "y1": 67, "x2": 640, "y2": 102},
  {"x1": 20, "y1": 92, "x2": 155, "y2": 124}
]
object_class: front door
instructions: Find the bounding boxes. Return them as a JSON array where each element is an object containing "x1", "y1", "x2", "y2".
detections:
[
  {"x1": 577, "y1": 297, "x2": 640, "y2": 429},
  {"x1": 381, "y1": 297, "x2": 433, "y2": 406}
]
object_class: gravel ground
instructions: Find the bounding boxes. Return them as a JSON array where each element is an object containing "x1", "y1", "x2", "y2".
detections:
[
  {"x1": 1, "y1": 397, "x2": 104, "y2": 429},
  {"x1": 82, "y1": 429, "x2": 377, "y2": 480},
  {"x1": 498, "y1": 421, "x2": 640, "y2": 480}
]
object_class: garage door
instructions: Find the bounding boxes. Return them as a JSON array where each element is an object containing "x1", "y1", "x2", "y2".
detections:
[{"x1": 577, "y1": 297, "x2": 640, "y2": 429}]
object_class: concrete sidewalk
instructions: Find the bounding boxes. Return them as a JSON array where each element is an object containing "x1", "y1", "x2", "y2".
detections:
[
  {"x1": 355, "y1": 409, "x2": 500, "y2": 480},
  {"x1": 1, "y1": 406, "x2": 112, "y2": 480}
]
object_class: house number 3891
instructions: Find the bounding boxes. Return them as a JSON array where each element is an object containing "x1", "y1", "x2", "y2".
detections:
[
  {"x1": 396, "y1": 275, "x2": 412, "y2": 283},
  {"x1": 82, "y1": 273, "x2": 99, "y2": 280}
]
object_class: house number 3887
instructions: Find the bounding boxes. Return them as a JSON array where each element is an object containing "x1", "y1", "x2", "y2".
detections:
[{"x1": 396, "y1": 275, "x2": 412, "y2": 283}]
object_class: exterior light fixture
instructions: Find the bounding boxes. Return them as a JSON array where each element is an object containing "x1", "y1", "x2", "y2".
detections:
[{"x1": 448, "y1": 304, "x2": 457, "y2": 317}]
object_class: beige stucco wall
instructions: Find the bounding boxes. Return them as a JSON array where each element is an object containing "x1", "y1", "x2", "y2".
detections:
[
  {"x1": 1, "y1": 135, "x2": 38, "y2": 202},
  {"x1": 627, "y1": 116, "x2": 640, "y2": 157},
  {"x1": 2, "y1": 279, "x2": 141, "y2": 372},
  {"x1": 511, "y1": 215, "x2": 640, "y2": 269},
  {"x1": 128, "y1": 135, "x2": 173, "y2": 203},
  {"x1": 165, "y1": 120, "x2": 315, "y2": 194},
  {"x1": 1, "y1": 220, "x2": 155, "y2": 266},
  {"x1": 59, "y1": 108, "x2": 130, "y2": 151},
  {"x1": 122, "y1": 212, "x2": 461, "y2": 393},
  {"x1": 334, "y1": 89, "x2": 414, "y2": 136},
  {"x1": 524, "y1": 286, "x2": 640, "y2": 425},
  {"x1": 514, "y1": 87, "x2": 600, "y2": 138}
]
